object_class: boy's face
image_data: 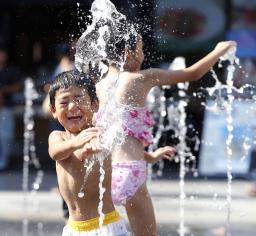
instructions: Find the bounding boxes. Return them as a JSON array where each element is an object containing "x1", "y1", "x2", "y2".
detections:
[{"x1": 51, "y1": 86, "x2": 96, "y2": 133}]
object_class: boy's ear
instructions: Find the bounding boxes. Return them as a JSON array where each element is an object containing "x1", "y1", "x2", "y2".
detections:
[
  {"x1": 50, "y1": 106, "x2": 57, "y2": 119},
  {"x1": 91, "y1": 101, "x2": 99, "y2": 113}
]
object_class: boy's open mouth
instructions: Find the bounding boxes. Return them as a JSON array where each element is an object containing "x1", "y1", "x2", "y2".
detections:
[{"x1": 68, "y1": 115, "x2": 82, "y2": 121}]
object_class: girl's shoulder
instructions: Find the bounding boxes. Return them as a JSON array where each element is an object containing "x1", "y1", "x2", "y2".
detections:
[{"x1": 120, "y1": 71, "x2": 144, "y2": 82}]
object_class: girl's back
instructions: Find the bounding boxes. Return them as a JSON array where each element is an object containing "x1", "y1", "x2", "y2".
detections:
[{"x1": 96, "y1": 70, "x2": 152, "y2": 162}]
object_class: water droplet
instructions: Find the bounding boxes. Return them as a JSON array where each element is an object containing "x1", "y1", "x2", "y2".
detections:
[
  {"x1": 33, "y1": 183, "x2": 39, "y2": 190},
  {"x1": 78, "y1": 192, "x2": 84, "y2": 198}
]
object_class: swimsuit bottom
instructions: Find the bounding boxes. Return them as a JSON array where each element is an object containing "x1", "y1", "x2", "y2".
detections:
[{"x1": 111, "y1": 160, "x2": 147, "y2": 205}]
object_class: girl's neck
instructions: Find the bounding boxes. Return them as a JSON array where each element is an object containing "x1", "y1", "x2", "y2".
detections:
[{"x1": 106, "y1": 65, "x2": 120, "y2": 78}]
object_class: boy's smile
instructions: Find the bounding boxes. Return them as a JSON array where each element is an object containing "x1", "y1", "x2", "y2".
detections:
[{"x1": 52, "y1": 86, "x2": 96, "y2": 134}]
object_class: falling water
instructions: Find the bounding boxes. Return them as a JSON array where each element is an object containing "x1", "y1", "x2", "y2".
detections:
[
  {"x1": 97, "y1": 155, "x2": 106, "y2": 226},
  {"x1": 221, "y1": 48, "x2": 237, "y2": 236},
  {"x1": 147, "y1": 86, "x2": 166, "y2": 178},
  {"x1": 74, "y1": 1, "x2": 249, "y2": 235},
  {"x1": 75, "y1": 0, "x2": 129, "y2": 74},
  {"x1": 75, "y1": 0, "x2": 132, "y2": 228},
  {"x1": 22, "y1": 78, "x2": 44, "y2": 236},
  {"x1": 201, "y1": 47, "x2": 240, "y2": 235},
  {"x1": 168, "y1": 58, "x2": 189, "y2": 236},
  {"x1": 147, "y1": 57, "x2": 198, "y2": 235}
]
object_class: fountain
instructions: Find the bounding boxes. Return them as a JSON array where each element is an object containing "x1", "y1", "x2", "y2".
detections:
[
  {"x1": 75, "y1": 0, "x2": 132, "y2": 228},
  {"x1": 200, "y1": 48, "x2": 251, "y2": 236},
  {"x1": 74, "y1": 1, "x2": 253, "y2": 235},
  {"x1": 22, "y1": 78, "x2": 44, "y2": 236},
  {"x1": 147, "y1": 57, "x2": 199, "y2": 236}
]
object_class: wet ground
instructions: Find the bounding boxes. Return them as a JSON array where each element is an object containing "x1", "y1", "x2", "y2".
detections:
[
  {"x1": 0, "y1": 171, "x2": 255, "y2": 236},
  {"x1": 1, "y1": 220, "x2": 255, "y2": 236}
]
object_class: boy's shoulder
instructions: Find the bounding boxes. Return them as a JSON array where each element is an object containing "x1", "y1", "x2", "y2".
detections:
[{"x1": 49, "y1": 130, "x2": 67, "y2": 141}]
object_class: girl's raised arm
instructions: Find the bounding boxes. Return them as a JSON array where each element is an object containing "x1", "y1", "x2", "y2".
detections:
[{"x1": 142, "y1": 41, "x2": 237, "y2": 88}]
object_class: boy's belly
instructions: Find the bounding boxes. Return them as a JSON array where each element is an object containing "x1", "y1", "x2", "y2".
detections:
[{"x1": 56, "y1": 161, "x2": 114, "y2": 221}]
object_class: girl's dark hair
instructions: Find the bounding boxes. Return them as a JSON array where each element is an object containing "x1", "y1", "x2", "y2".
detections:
[
  {"x1": 75, "y1": 17, "x2": 140, "y2": 73},
  {"x1": 104, "y1": 19, "x2": 139, "y2": 60},
  {"x1": 49, "y1": 70, "x2": 98, "y2": 107}
]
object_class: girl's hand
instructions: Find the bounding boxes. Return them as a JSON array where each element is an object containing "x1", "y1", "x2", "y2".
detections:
[
  {"x1": 145, "y1": 146, "x2": 176, "y2": 164},
  {"x1": 214, "y1": 41, "x2": 237, "y2": 54},
  {"x1": 152, "y1": 146, "x2": 176, "y2": 160}
]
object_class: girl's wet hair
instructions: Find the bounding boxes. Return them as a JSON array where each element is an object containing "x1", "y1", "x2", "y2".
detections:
[
  {"x1": 49, "y1": 70, "x2": 98, "y2": 107},
  {"x1": 104, "y1": 19, "x2": 139, "y2": 60},
  {"x1": 76, "y1": 18, "x2": 140, "y2": 73}
]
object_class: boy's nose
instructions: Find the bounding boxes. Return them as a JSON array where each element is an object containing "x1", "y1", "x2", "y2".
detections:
[{"x1": 68, "y1": 100, "x2": 78, "y2": 110}]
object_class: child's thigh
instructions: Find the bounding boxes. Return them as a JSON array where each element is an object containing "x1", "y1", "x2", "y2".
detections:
[
  {"x1": 126, "y1": 182, "x2": 155, "y2": 222},
  {"x1": 125, "y1": 183, "x2": 157, "y2": 235}
]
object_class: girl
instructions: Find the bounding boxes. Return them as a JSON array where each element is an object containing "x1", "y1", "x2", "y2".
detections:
[{"x1": 76, "y1": 19, "x2": 236, "y2": 235}]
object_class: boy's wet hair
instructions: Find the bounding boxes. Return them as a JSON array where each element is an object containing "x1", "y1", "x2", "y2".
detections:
[{"x1": 49, "y1": 70, "x2": 98, "y2": 107}]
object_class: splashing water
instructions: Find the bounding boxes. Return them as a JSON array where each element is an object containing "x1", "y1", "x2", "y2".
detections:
[
  {"x1": 95, "y1": 79, "x2": 128, "y2": 227},
  {"x1": 22, "y1": 78, "x2": 44, "y2": 236},
  {"x1": 78, "y1": 155, "x2": 96, "y2": 198},
  {"x1": 148, "y1": 57, "x2": 199, "y2": 179},
  {"x1": 220, "y1": 47, "x2": 237, "y2": 236},
  {"x1": 147, "y1": 57, "x2": 199, "y2": 236},
  {"x1": 168, "y1": 58, "x2": 191, "y2": 236},
  {"x1": 75, "y1": 1, "x2": 250, "y2": 235},
  {"x1": 202, "y1": 47, "x2": 239, "y2": 235},
  {"x1": 75, "y1": 0, "x2": 131, "y2": 228},
  {"x1": 75, "y1": 0, "x2": 132, "y2": 74},
  {"x1": 97, "y1": 155, "x2": 106, "y2": 226}
]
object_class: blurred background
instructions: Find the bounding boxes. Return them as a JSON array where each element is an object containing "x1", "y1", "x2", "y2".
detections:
[
  {"x1": 0, "y1": 0, "x2": 256, "y2": 176},
  {"x1": 1, "y1": 0, "x2": 256, "y2": 235}
]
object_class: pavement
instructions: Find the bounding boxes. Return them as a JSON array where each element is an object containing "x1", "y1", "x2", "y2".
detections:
[{"x1": 0, "y1": 170, "x2": 256, "y2": 236}]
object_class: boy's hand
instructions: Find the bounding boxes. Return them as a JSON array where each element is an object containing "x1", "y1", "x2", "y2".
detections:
[
  {"x1": 80, "y1": 137, "x2": 102, "y2": 158},
  {"x1": 73, "y1": 127, "x2": 100, "y2": 149},
  {"x1": 146, "y1": 146, "x2": 176, "y2": 164}
]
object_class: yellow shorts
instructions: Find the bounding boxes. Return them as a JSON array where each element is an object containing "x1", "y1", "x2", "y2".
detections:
[{"x1": 62, "y1": 210, "x2": 129, "y2": 236}]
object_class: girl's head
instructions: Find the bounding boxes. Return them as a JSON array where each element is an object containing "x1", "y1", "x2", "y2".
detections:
[
  {"x1": 49, "y1": 70, "x2": 98, "y2": 133},
  {"x1": 75, "y1": 18, "x2": 143, "y2": 74}
]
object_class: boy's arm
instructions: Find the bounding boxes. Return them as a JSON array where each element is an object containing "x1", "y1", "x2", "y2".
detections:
[
  {"x1": 142, "y1": 41, "x2": 237, "y2": 87},
  {"x1": 144, "y1": 146, "x2": 176, "y2": 164},
  {"x1": 48, "y1": 131, "x2": 78, "y2": 161},
  {"x1": 48, "y1": 128, "x2": 99, "y2": 161}
]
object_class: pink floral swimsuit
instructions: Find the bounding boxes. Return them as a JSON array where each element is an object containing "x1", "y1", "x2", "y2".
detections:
[
  {"x1": 96, "y1": 104, "x2": 154, "y2": 205},
  {"x1": 122, "y1": 105, "x2": 154, "y2": 147},
  {"x1": 111, "y1": 160, "x2": 147, "y2": 205},
  {"x1": 96, "y1": 74, "x2": 155, "y2": 205},
  {"x1": 111, "y1": 105, "x2": 155, "y2": 205}
]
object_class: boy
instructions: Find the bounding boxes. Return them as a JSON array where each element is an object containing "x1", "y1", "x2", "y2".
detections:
[{"x1": 48, "y1": 70, "x2": 128, "y2": 236}]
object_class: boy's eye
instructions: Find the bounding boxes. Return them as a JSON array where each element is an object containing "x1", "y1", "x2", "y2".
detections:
[{"x1": 75, "y1": 97, "x2": 84, "y2": 103}]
